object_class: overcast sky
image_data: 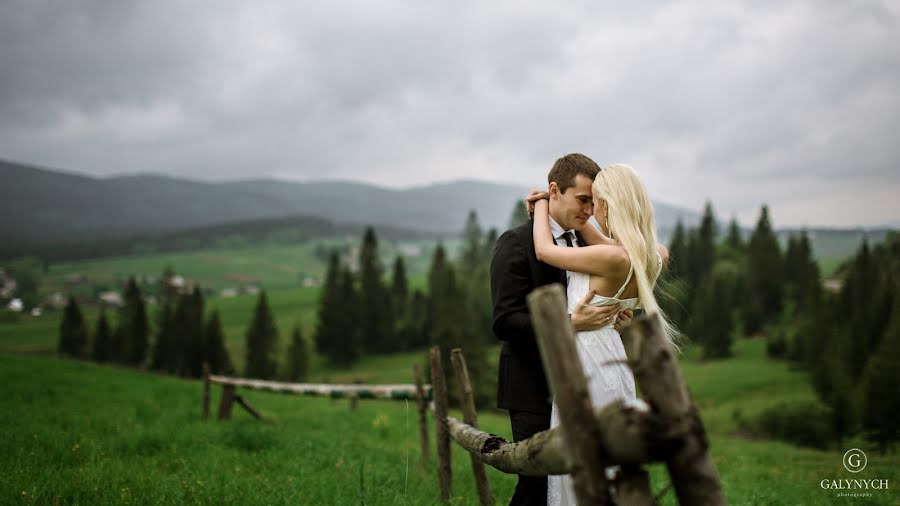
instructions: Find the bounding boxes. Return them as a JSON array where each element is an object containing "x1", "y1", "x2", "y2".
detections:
[{"x1": 1, "y1": 0, "x2": 898, "y2": 227}]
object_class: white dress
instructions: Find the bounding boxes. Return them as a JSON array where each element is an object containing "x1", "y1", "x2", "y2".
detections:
[{"x1": 547, "y1": 264, "x2": 641, "y2": 506}]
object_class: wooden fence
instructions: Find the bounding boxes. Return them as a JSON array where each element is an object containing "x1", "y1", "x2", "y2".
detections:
[
  {"x1": 199, "y1": 282, "x2": 726, "y2": 504},
  {"x1": 430, "y1": 284, "x2": 726, "y2": 505}
]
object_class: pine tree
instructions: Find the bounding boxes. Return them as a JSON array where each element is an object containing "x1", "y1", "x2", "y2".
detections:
[
  {"x1": 245, "y1": 290, "x2": 279, "y2": 379},
  {"x1": 744, "y1": 205, "x2": 783, "y2": 335},
  {"x1": 840, "y1": 240, "x2": 885, "y2": 381},
  {"x1": 167, "y1": 294, "x2": 191, "y2": 374},
  {"x1": 333, "y1": 264, "x2": 362, "y2": 366},
  {"x1": 58, "y1": 296, "x2": 88, "y2": 358},
  {"x1": 401, "y1": 289, "x2": 429, "y2": 349},
  {"x1": 358, "y1": 227, "x2": 394, "y2": 352},
  {"x1": 661, "y1": 220, "x2": 691, "y2": 329},
  {"x1": 725, "y1": 217, "x2": 743, "y2": 251},
  {"x1": 204, "y1": 310, "x2": 232, "y2": 375},
  {"x1": 315, "y1": 251, "x2": 344, "y2": 363},
  {"x1": 691, "y1": 264, "x2": 737, "y2": 359},
  {"x1": 92, "y1": 309, "x2": 112, "y2": 363},
  {"x1": 184, "y1": 287, "x2": 206, "y2": 377},
  {"x1": 390, "y1": 255, "x2": 409, "y2": 326},
  {"x1": 460, "y1": 210, "x2": 484, "y2": 272},
  {"x1": 686, "y1": 201, "x2": 717, "y2": 290},
  {"x1": 285, "y1": 327, "x2": 310, "y2": 382},
  {"x1": 113, "y1": 277, "x2": 150, "y2": 367},
  {"x1": 859, "y1": 294, "x2": 900, "y2": 454},
  {"x1": 427, "y1": 242, "x2": 491, "y2": 408},
  {"x1": 508, "y1": 200, "x2": 529, "y2": 229},
  {"x1": 150, "y1": 301, "x2": 174, "y2": 372},
  {"x1": 482, "y1": 228, "x2": 498, "y2": 262},
  {"x1": 667, "y1": 220, "x2": 688, "y2": 278}
]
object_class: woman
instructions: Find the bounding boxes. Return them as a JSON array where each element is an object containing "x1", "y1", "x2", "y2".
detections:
[{"x1": 528, "y1": 163, "x2": 678, "y2": 505}]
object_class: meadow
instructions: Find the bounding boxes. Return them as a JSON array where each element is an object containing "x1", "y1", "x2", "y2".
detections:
[{"x1": 2, "y1": 338, "x2": 897, "y2": 505}]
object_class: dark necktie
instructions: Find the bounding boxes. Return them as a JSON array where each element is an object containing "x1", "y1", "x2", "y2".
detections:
[{"x1": 560, "y1": 231, "x2": 575, "y2": 248}]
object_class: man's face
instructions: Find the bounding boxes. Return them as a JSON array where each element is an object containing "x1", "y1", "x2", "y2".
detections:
[{"x1": 549, "y1": 174, "x2": 594, "y2": 230}]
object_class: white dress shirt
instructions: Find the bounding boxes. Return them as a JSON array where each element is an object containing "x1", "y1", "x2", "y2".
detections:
[{"x1": 548, "y1": 216, "x2": 578, "y2": 284}]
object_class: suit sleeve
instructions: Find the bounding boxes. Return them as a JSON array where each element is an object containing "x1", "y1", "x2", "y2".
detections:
[{"x1": 490, "y1": 230, "x2": 537, "y2": 344}]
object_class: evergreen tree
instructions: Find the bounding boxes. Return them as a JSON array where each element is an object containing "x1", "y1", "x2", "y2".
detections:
[
  {"x1": 92, "y1": 309, "x2": 112, "y2": 363},
  {"x1": 667, "y1": 220, "x2": 688, "y2": 278},
  {"x1": 315, "y1": 250, "x2": 344, "y2": 362},
  {"x1": 859, "y1": 294, "x2": 900, "y2": 454},
  {"x1": 390, "y1": 255, "x2": 409, "y2": 325},
  {"x1": 840, "y1": 240, "x2": 885, "y2": 381},
  {"x1": 725, "y1": 217, "x2": 743, "y2": 251},
  {"x1": 166, "y1": 294, "x2": 190, "y2": 374},
  {"x1": 783, "y1": 232, "x2": 821, "y2": 312},
  {"x1": 457, "y1": 213, "x2": 494, "y2": 346},
  {"x1": 204, "y1": 310, "x2": 232, "y2": 375},
  {"x1": 285, "y1": 327, "x2": 310, "y2": 382},
  {"x1": 333, "y1": 264, "x2": 363, "y2": 366},
  {"x1": 743, "y1": 205, "x2": 783, "y2": 335},
  {"x1": 686, "y1": 201, "x2": 717, "y2": 289},
  {"x1": 245, "y1": 290, "x2": 279, "y2": 379},
  {"x1": 460, "y1": 210, "x2": 484, "y2": 272},
  {"x1": 358, "y1": 227, "x2": 394, "y2": 352},
  {"x1": 119, "y1": 277, "x2": 149, "y2": 366},
  {"x1": 184, "y1": 287, "x2": 206, "y2": 377},
  {"x1": 150, "y1": 301, "x2": 175, "y2": 372},
  {"x1": 508, "y1": 200, "x2": 529, "y2": 229},
  {"x1": 400, "y1": 289, "x2": 429, "y2": 349},
  {"x1": 426, "y1": 242, "x2": 491, "y2": 408},
  {"x1": 661, "y1": 220, "x2": 690, "y2": 329},
  {"x1": 58, "y1": 296, "x2": 88, "y2": 358},
  {"x1": 691, "y1": 263, "x2": 738, "y2": 359},
  {"x1": 482, "y1": 228, "x2": 498, "y2": 262}
]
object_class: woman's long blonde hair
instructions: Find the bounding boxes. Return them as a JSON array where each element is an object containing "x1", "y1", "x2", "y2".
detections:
[{"x1": 592, "y1": 163, "x2": 682, "y2": 348}]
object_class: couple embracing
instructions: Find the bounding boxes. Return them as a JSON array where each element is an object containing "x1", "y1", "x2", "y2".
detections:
[{"x1": 490, "y1": 153, "x2": 677, "y2": 506}]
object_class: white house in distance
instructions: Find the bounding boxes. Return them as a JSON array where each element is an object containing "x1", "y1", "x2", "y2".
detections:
[
  {"x1": 98, "y1": 291, "x2": 124, "y2": 307},
  {"x1": 7, "y1": 298, "x2": 23, "y2": 312}
]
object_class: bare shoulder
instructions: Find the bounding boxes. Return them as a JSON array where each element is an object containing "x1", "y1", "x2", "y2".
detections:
[
  {"x1": 592, "y1": 244, "x2": 631, "y2": 273},
  {"x1": 657, "y1": 244, "x2": 670, "y2": 266}
]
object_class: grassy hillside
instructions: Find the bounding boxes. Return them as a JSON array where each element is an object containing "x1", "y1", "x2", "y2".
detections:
[
  {"x1": 41, "y1": 239, "x2": 445, "y2": 294},
  {"x1": 2, "y1": 338, "x2": 897, "y2": 504}
]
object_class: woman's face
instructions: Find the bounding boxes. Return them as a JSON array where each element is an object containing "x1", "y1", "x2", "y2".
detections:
[{"x1": 593, "y1": 194, "x2": 609, "y2": 234}]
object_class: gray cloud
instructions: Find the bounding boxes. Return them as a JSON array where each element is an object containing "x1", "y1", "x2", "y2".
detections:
[{"x1": 1, "y1": 0, "x2": 898, "y2": 226}]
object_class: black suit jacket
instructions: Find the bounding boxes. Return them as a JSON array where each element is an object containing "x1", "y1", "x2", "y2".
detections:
[{"x1": 490, "y1": 220, "x2": 583, "y2": 413}]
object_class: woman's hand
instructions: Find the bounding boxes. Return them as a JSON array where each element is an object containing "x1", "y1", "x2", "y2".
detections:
[{"x1": 524, "y1": 189, "x2": 550, "y2": 218}]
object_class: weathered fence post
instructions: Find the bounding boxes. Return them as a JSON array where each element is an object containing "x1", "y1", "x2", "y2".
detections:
[
  {"x1": 234, "y1": 394, "x2": 265, "y2": 421},
  {"x1": 621, "y1": 315, "x2": 726, "y2": 506},
  {"x1": 451, "y1": 348, "x2": 494, "y2": 506},
  {"x1": 202, "y1": 362, "x2": 211, "y2": 421},
  {"x1": 430, "y1": 346, "x2": 452, "y2": 502},
  {"x1": 413, "y1": 364, "x2": 431, "y2": 462},
  {"x1": 218, "y1": 384, "x2": 235, "y2": 420},
  {"x1": 349, "y1": 390, "x2": 359, "y2": 411},
  {"x1": 527, "y1": 284, "x2": 613, "y2": 505}
]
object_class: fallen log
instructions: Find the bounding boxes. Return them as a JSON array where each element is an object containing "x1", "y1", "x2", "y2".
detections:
[{"x1": 446, "y1": 398, "x2": 676, "y2": 476}]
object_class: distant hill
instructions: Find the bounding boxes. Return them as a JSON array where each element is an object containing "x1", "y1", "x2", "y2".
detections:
[{"x1": 1, "y1": 159, "x2": 699, "y2": 256}]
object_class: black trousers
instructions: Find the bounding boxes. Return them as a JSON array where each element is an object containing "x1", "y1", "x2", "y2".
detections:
[{"x1": 508, "y1": 409, "x2": 551, "y2": 506}]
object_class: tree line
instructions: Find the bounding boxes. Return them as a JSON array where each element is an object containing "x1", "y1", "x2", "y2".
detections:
[
  {"x1": 57, "y1": 268, "x2": 310, "y2": 383},
  {"x1": 315, "y1": 216, "x2": 498, "y2": 408},
  {"x1": 662, "y1": 202, "x2": 898, "y2": 453}
]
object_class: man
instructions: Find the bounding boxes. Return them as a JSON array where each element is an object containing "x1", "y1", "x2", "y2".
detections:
[{"x1": 490, "y1": 153, "x2": 632, "y2": 505}]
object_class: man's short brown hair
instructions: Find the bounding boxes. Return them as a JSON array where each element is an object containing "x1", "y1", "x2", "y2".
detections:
[{"x1": 547, "y1": 153, "x2": 601, "y2": 194}]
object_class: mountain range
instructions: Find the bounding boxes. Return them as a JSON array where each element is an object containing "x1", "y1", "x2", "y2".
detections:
[{"x1": 1, "y1": 159, "x2": 699, "y2": 250}]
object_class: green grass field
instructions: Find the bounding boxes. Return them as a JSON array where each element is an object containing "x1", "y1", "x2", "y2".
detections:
[
  {"x1": 2, "y1": 338, "x2": 897, "y2": 505},
  {"x1": 40, "y1": 238, "x2": 452, "y2": 294}
]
